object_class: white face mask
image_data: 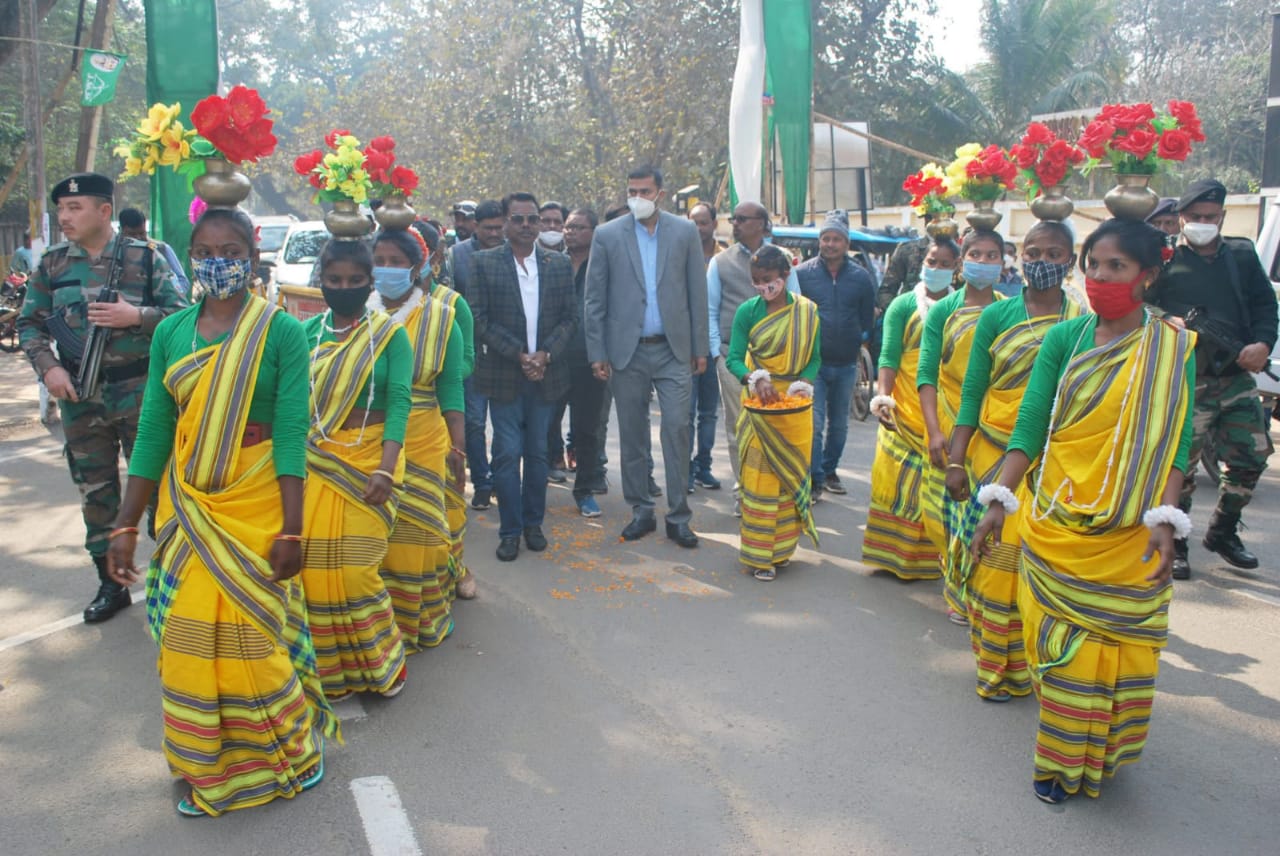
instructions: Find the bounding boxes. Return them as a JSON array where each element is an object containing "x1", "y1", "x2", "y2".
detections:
[
  {"x1": 1003, "y1": 254, "x2": 1016, "y2": 268},
  {"x1": 539, "y1": 230, "x2": 564, "y2": 247},
  {"x1": 1183, "y1": 222, "x2": 1220, "y2": 246},
  {"x1": 627, "y1": 196, "x2": 656, "y2": 220}
]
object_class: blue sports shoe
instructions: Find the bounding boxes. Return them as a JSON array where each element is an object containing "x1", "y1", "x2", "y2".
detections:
[{"x1": 577, "y1": 496, "x2": 602, "y2": 518}]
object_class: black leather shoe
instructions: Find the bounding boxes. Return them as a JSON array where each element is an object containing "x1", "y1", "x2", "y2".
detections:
[
  {"x1": 496, "y1": 536, "x2": 520, "y2": 562},
  {"x1": 1171, "y1": 538, "x2": 1191, "y2": 580},
  {"x1": 84, "y1": 582, "x2": 130, "y2": 623},
  {"x1": 665, "y1": 521, "x2": 699, "y2": 548},
  {"x1": 1203, "y1": 530, "x2": 1259, "y2": 569},
  {"x1": 648, "y1": 477, "x2": 663, "y2": 497},
  {"x1": 621, "y1": 515, "x2": 657, "y2": 541},
  {"x1": 524, "y1": 526, "x2": 547, "y2": 552},
  {"x1": 470, "y1": 489, "x2": 493, "y2": 510}
]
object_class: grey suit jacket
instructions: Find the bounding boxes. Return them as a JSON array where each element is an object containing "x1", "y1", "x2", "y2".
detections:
[{"x1": 583, "y1": 210, "x2": 710, "y2": 371}]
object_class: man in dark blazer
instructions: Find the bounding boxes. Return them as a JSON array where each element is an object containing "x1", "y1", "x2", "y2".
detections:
[
  {"x1": 583, "y1": 165, "x2": 710, "y2": 547},
  {"x1": 471, "y1": 192, "x2": 578, "y2": 561}
]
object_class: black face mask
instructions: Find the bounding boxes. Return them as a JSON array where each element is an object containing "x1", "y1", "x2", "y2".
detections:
[{"x1": 321, "y1": 284, "x2": 372, "y2": 318}]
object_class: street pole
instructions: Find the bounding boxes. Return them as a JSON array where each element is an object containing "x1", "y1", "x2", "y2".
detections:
[{"x1": 21, "y1": 0, "x2": 49, "y2": 257}]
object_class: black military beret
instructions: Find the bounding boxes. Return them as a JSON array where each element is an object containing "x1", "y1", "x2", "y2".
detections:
[
  {"x1": 1176, "y1": 179, "x2": 1227, "y2": 212},
  {"x1": 1146, "y1": 197, "x2": 1177, "y2": 222},
  {"x1": 51, "y1": 172, "x2": 114, "y2": 204}
]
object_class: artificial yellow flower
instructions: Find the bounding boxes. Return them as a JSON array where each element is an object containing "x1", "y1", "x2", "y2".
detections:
[
  {"x1": 336, "y1": 145, "x2": 364, "y2": 169},
  {"x1": 137, "y1": 102, "x2": 180, "y2": 142},
  {"x1": 954, "y1": 143, "x2": 982, "y2": 159},
  {"x1": 141, "y1": 147, "x2": 160, "y2": 175},
  {"x1": 121, "y1": 156, "x2": 143, "y2": 178},
  {"x1": 349, "y1": 168, "x2": 368, "y2": 184},
  {"x1": 157, "y1": 126, "x2": 191, "y2": 166},
  {"x1": 113, "y1": 141, "x2": 133, "y2": 159},
  {"x1": 336, "y1": 135, "x2": 360, "y2": 149}
]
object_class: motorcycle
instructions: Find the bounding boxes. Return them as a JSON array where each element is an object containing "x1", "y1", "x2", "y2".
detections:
[{"x1": 1, "y1": 272, "x2": 27, "y2": 354}]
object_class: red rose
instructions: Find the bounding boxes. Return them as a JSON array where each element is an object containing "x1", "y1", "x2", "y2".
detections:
[
  {"x1": 1157, "y1": 128, "x2": 1192, "y2": 161},
  {"x1": 1022, "y1": 122, "x2": 1054, "y2": 147},
  {"x1": 226, "y1": 85, "x2": 268, "y2": 129},
  {"x1": 1078, "y1": 120, "x2": 1114, "y2": 159},
  {"x1": 1111, "y1": 103, "x2": 1155, "y2": 131},
  {"x1": 325, "y1": 128, "x2": 352, "y2": 148},
  {"x1": 294, "y1": 149, "x2": 324, "y2": 175},
  {"x1": 238, "y1": 117, "x2": 277, "y2": 162},
  {"x1": 191, "y1": 95, "x2": 230, "y2": 139},
  {"x1": 1113, "y1": 128, "x2": 1157, "y2": 160},
  {"x1": 390, "y1": 166, "x2": 419, "y2": 195},
  {"x1": 966, "y1": 158, "x2": 985, "y2": 178},
  {"x1": 902, "y1": 173, "x2": 923, "y2": 195},
  {"x1": 1010, "y1": 144, "x2": 1038, "y2": 170},
  {"x1": 368, "y1": 135, "x2": 396, "y2": 152},
  {"x1": 1035, "y1": 160, "x2": 1067, "y2": 189},
  {"x1": 1168, "y1": 100, "x2": 1199, "y2": 127}
]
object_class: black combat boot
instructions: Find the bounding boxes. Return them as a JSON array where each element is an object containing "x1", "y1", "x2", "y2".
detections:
[
  {"x1": 83, "y1": 554, "x2": 131, "y2": 623},
  {"x1": 1202, "y1": 509, "x2": 1260, "y2": 570},
  {"x1": 1171, "y1": 538, "x2": 1191, "y2": 580}
]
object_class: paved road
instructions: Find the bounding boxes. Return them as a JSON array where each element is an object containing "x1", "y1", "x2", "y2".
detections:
[{"x1": 1, "y1": 355, "x2": 1278, "y2": 855}]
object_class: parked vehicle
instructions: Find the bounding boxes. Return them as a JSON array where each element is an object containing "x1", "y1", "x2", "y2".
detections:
[
  {"x1": 1, "y1": 272, "x2": 27, "y2": 353},
  {"x1": 252, "y1": 214, "x2": 297, "y2": 300},
  {"x1": 275, "y1": 221, "x2": 328, "y2": 318}
]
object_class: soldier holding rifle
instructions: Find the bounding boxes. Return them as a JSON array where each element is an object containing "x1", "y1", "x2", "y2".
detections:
[{"x1": 17, "y1": 172, "x2": 186, "y2": 622}]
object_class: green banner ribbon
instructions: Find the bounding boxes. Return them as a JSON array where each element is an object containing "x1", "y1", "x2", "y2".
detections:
[{"x1": 81, "y1": 50, "x2": 126, "y2": 107}]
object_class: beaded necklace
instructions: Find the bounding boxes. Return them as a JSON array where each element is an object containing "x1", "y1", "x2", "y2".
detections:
[{"x1": 309, "y1": 308, "x2": 376, "y2": 447}]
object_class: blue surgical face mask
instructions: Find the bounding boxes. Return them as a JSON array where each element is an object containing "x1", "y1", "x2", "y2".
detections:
[
  {"x1": 372, "y1": 265, "x2": 415, "y2": 300},
  {"x1": 920, "y1": 265, "x2": 954, "y2": 294},
  {"x1": 194, "y1": 257, "x2": 253, "y2": 300},
  {"x1": 962, "y1": 259, "x2": 1002, "y2": 290},
  {"x1": 1023, "y1": 259, "x2": 1072, "y2": 292}
]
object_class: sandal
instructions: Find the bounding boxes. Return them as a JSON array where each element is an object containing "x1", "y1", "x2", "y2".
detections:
[
  {"x1": 177, "y1": 794, "x2": 207, "y2": 818},
  {"x1": 299, "y1": 741, "x2": 325, "y2": 792},
  {"x1": 773, "y1": 559, "x2": 791, "y2": 569},
  {"x1": 753, "y1": 567, "x2": 777, "y2": 581}
]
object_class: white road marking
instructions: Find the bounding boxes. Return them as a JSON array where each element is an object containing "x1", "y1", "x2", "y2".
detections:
[
  {"x1": 0, "y1": 444, "x2": 60, "y2": 466},
  {"x1": 0, "y1": 585, "x2": 144, "y2": 654},
  {"x1": 351, "y1": 776, "x2": 422, "y2": 856}
]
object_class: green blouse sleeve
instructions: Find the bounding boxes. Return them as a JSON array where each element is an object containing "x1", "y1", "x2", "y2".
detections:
[
  {"x1": 450, "y1": 292, "x2": 476, "y2": 379},
  {"x1": 916, "y1": 289, "x2": 958, "y2": 389},
  {"x1": 436, "y1": 318, "x2": 465, "y2": 414},
  {"x1": 954, "y1": 300, "x2": 1010, "y2": 428},
  {"x1": 800, "y1": 313, "x2": 822, "y2": 381},
  {"x1": 128, "y1": 313, "x2": 184, "y2": 481},
  {"x1": 269, "y1": 312, "x2": 312, "y2": 479},
  {"x1": 878, "y1": 292, "x2": 913, "y2": 371},
  {"x1": 1174, "y1": 349, "x2": 1196, "y2": 472},
  {"x1": 725, "y1": 297, "x2": 759, "y2": 383},
  {"x1": 382, "y1": 325, "x2": 414, "y2": 444},
  {"x1": 1007, "y1": 316, "x2": 1090, "y2": 459}
]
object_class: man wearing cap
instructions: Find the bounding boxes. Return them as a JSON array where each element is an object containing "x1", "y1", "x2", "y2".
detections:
[
  {"x1": 450, "y1": 200, "x2": 478, "y2": 248},
  {"x1": 1147, "y1": 197, "x2": 1180, "y2": 237},
  {"x1": 17, "y1": 172, "x2": 186, "y2": 621},
  {"x1": 796, "y1": 210, "x2": 875, "y2": 500},
  {"x1": 1148, "y1": 178, "x2": 1278, "y2": 579},
  {"x1": 876, "y1": 219, "x2": 932, "y2": 312}
]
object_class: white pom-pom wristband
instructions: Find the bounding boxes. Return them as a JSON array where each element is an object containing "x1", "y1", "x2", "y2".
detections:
[
  {"x1": 747, "y1": 369, "x2": 772, "y2": 387},
  {"x1": 787, "y1": 380, "x2": 814, "y2": 399},
  {"x1": 976, "y1": 483, "x2": 1020, "y2": 514},
  {"x1": 870, "y1": 394, "x2": 896, "y2": 414},
  {"x1": 1142, "y1": 506, "x2": 1192, "y2": 540}
]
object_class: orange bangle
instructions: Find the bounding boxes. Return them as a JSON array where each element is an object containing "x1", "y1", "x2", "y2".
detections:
[
  {"x1": 108, "y1": 526, "x2": 138, "y2": 541},
  {"x1": 450, "y1": 447, "x2": 465, "y2": 457},
  {"x1": 274, "y1": 533, "x2": 303, "y2": 543}
]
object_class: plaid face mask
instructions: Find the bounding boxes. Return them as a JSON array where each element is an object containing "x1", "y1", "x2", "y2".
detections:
[
  {"x1": 194, "y1": 256, "x2": 253, "y2": 299},
  {"x1": 1023, "y1": 259, "x2": 1072, "y2": 291}
]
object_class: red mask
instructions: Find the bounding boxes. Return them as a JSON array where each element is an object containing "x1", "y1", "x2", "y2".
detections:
[{"x1": 1084, "y1": 273, "x2": 1146, "y2": 320}]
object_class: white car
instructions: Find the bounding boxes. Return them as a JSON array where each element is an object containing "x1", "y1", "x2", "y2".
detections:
[{"x1": 275, "y1": 221, "x2": 327, "y2": 289}]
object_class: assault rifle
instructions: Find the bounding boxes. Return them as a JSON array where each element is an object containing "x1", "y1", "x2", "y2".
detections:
[
  {"x1": 45, "y1": 237, "x2": 129, "y2": 400},
  {"x1": 1184, "y1": 306, "x2": 1280, "y2": 381}
]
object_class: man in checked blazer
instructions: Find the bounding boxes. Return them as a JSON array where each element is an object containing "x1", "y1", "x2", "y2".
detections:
[
  {"x1": 583, "y1": 165, "x2": 710, "y2": 548},
  {"x1": 471, "y1": 191, "x2": 578, "y2": 562}
]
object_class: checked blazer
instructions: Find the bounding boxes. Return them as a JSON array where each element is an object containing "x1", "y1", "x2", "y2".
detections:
[{"x1": 470, "y1": 242, "x2": 578, "y2": 404}]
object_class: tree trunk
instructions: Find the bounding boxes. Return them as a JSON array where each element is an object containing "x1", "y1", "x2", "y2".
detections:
[{"x1": 74, "y1": 0, "x2": 117, "y2": 172}]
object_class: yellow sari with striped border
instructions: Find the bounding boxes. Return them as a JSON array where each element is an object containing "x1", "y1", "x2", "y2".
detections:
[
  {"x1": 1019, "y1": 319, "x2": 1193, "y2": 798},
  {"x1": 147, "y1": 294, "x2": 336, "y2": 817},
  {"x1": 432, "y1": 286, "x2": 472, "y2": 595},
  {"x1": 863, "y1": 299, "x2": 941, "y2": 579},
  {"x1": 736, "y1": 296, "x2": 820, "y2": 571},
  {"x1": 381, "y1": 293, "x2": 456, "y2": 649},
  {"x1": 301, "y1": 311, "x2": 407, "y2": 697}
]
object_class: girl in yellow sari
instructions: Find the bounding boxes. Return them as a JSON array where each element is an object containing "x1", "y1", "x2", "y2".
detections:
[
  {"x1": 946, "y1": 221, "x2": 1082, "y2": 701},
  {"x1": 302, "y1": 239, "x2": 413, "y2": 699},
  {"x1": 972, "y1": 219, "x2": 1195, "y2": 803},
  {"x1": 368, "y1": 226, "x2": 467, "y2": 649},
  {"x1": 917, "y1": 229, "x2": 1003, "y2": 617},
  {"x1": 108, "y1": 208, "x2": 335, "y2": 817},
  {"x1": 862, "y1": 236, "x2": 958, "y2": 580},
  {"x1": 725, "y1": 245, "x2": 821, "y2": 580}
]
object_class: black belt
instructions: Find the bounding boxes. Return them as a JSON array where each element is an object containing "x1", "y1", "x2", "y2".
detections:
[
  {"x1": 102, "y1": 359, "x2": 150, "y2": 383},
  {"x1": 638, "y1": 335, "x2": 666, "y2": 344}
]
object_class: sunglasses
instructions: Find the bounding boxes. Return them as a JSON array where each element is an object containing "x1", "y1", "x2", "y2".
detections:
[{"x1": 508, "y1": 214, "x2": 540, "y2": 225}]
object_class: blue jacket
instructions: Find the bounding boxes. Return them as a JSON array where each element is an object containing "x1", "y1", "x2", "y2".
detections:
[{"x1": 796, "y1": 256, "x2": 875, "y2": 367}]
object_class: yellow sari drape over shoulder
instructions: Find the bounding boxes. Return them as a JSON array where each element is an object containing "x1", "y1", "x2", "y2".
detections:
[
  {"x1": 147, "y1": 294, "x2": 335, "y2": 818},
  {"x1": 302, "y1": 312, "x2": 407, "y2": 697},
  {"x1": 432, "y1": 286, "x2": 472, "y2": 592},
  {"x1": 1019, "y1": 319, "x2": 1193, "y2": 798},
  {"x1": 381, "y1": 294, "x2": 456, "y2": 650},
  {"x1": 736, "y1": 297, "x2": 820, "y2": 570}
]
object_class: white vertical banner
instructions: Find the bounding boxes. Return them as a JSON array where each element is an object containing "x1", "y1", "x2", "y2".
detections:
[{"x1": 728, "y1": 0, "x2": 765, "y2": 205}]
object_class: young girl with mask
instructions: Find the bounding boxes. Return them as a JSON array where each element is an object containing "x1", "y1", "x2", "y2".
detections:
[
  {"x1": 971, "y1": 218, "x2": 1194, "y2": 803},
  {"x1": 725, "y1": 244, "x2": 821, "y2": 581},
  {"x1": 367, "y1": 226, "x2": 467, "y2": 647},
  {"x1": 945, "y1": 220, "x2": 1083, "y2": 702},
  {"x1": 107, "y1": 207, "x2": 336, "y2": 817},
  {"x1": 300, "y1": 238, "x2": 413, "y2": 700},
  {"x1": 861, "y1": 235, "x2": 958, "y2": 581}
]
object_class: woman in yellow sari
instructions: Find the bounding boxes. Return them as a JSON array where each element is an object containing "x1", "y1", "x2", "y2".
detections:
[
  {"x1": 368, "y1": 226, "x2": 467, "y2": 649},
  {"x1": 946, "y1": 221, "x2": 1082, "y2": 701},
  {"x1": 107, "y1": 208, "x2": 335, "y2": 817},
  {"x1": 862, "y1": 236, "x2": 958, "y2": 580},
  {"x1": 972, "y1": 218, "x2": 1195, "y2": 803},
  {"x1": 302, "y1": 239, "x2": 413, "y2": 699},
  {"x1": 725, "y1": 245, "x2": 821, "y2": 580},
  {"x1": 917, "y1": 228, "x2": 1003, "y2": 617}
]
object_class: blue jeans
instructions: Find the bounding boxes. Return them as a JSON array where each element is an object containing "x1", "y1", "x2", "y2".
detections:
[
  {"x1": 463, "y1": 377, "x2": 491, "y2": 490},
  {"x1": 489, "y1": 380, "x2": 555, "y2": 539},
  {"x1": 811, "y1": 363, "x2": 858, "y2": 482},
  {"x1": 687, "y1": 363, "x2": 720, "y2": 474}
]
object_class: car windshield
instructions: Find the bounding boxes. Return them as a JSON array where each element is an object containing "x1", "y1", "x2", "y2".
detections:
[
  {"x1": 258, "y1": 225, "x2": 290, "y2": 253},
  {"x1": 283, "y1": 230, "x2": 328, "y2": 264}
]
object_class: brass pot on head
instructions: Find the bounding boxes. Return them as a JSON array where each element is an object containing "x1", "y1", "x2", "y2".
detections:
[
  {"x1": 192, "y1": 158, "x2": 252, "y2": 208},
  {"x1": 1103, "y1": 174, "x2": 1160, "y2": 221},
  {"x1": 325, "y1": 199, "x2": 373, "y2": 240},
  {"x1": 1030, "y1": 185, "x2": 1075, "y2": 222},
  {"x1": 374, "y1": 193, "x2": 417, "y2": 230},
  {"x1": 965, "y1": 199, "x2": 1003, "y2": 231}
]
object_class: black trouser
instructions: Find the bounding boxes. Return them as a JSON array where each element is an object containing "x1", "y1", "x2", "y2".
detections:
[{"x1": 566, "y1": 361, "x2": 607, "y2": 501}]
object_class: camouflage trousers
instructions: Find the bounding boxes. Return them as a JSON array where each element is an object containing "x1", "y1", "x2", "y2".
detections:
[
  {"x1": 1182, "y1": 371, "x2": 1274, "y2": 516},
  {"x1": 59, "y1": 375, "x2": 146, "y2": 561}
]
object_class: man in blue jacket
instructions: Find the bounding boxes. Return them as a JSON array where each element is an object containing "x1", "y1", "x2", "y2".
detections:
[{"x1": 796, "y1": 210, "x2": 875, "y2": 500}]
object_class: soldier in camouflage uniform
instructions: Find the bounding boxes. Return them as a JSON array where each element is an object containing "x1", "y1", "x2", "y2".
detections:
[
  {"x1": 17, "y1": 173, "x2": 186, "y2": 622},
  {"x1": 1148, "y1": 179, "x2": 1278, "y2": 579}
]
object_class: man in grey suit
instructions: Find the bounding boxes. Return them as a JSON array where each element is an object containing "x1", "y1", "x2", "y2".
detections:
[{"x1": 584, "y1": 165, "x2": 710, "y2": 547}]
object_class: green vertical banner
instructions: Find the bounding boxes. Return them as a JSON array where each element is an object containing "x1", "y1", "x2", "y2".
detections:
[
  {"x1": 81, "y1": 51, "x2": 126, "y2": 106},
  {"x1": 763, "y1": 0, "x2": 813, "y2": 224},
  {"x1": 144, "y1": 0, "x2": 219, "y2": 269}
]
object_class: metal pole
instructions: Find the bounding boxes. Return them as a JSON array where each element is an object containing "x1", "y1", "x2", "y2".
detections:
[
  {"x1": 1260, "y1": 12, "x2": 1280, "y2": 229},
  {"x1": 21, "y1": 0, "x2": 49, "y2": 256}
]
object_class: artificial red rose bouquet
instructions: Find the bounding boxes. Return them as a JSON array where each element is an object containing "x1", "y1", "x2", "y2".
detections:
[
  {"x1": 945, "y1": 143, "x2": 1018, "y2": 202},
  {"x1": 1078, "y1": 100, "x2": 1206, "y2": 175},
  {"x1": 1008, "y1": 122, "x2": 1086, "y2": 200},
  {"x1": 902, "y1": 163, "x2": 954, "y2": 217}
]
